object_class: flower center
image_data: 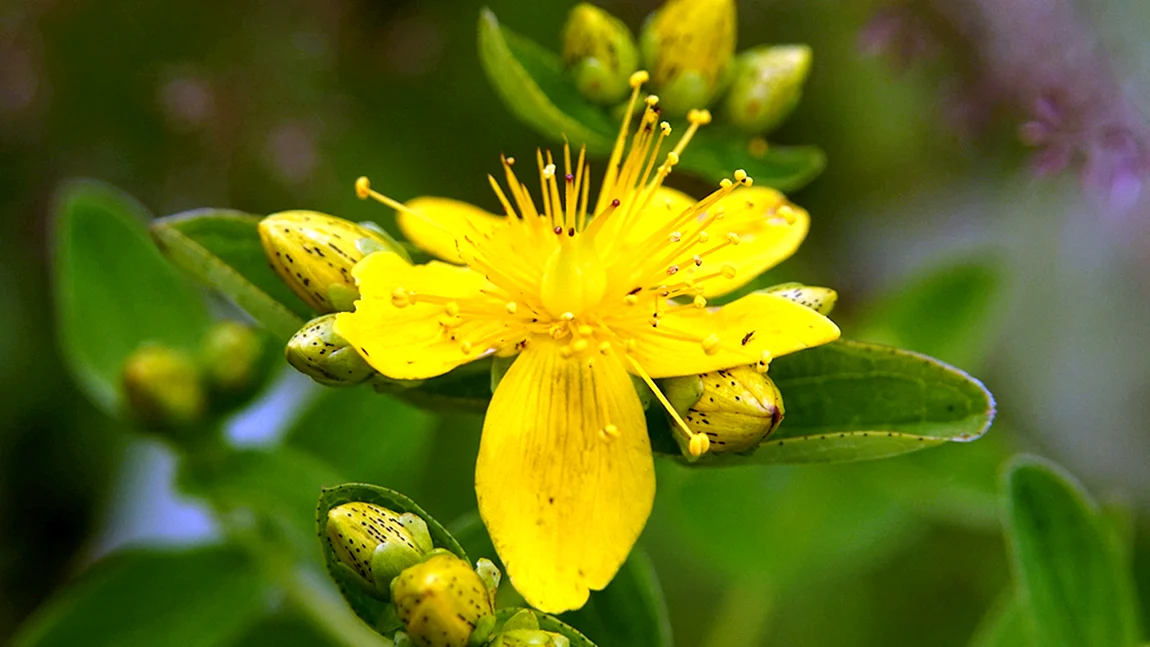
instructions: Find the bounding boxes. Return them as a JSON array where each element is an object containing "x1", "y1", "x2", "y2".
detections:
[{"x1": 540, "y1": 232, "x2": 607, "y2": 318}]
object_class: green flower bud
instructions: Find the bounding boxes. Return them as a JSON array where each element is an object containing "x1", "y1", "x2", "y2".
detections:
[
  {"x1": 121, "y1": 344, "x2": 206, "y2": 430},
  {"x1": 391, "y1": 553, "x2": 496, "y2": 647},
  {"x1": 285, "y1": 314, "x2": 375, "y2": 386},
  {"x1": 561, "y1": 3, "x2": 639, "y2": 105},
  {"x1": 662, "y1": 366, "x2": 784, "y2": 454},
  {"x1": 258, "y1": 210, "x2": 396, "y2": 313},
  {"x1": 490, "y1": 610, "x2": 570, "y2": 647},
  {"x1": 724, "y1": 44, "x2": 812, "y2": 135},
  {"x1": 325, "y1": 502, "x2": 434, "y2": 598},
  {"x1": 640, "y1": 0, "x2": 736, "y2": 116},
  {"x1": 199, "y1": 321, "x2": 266, "y2": 400},
  {"x1": 760, "y1": 282, "x2": 837, "y2": 315}
]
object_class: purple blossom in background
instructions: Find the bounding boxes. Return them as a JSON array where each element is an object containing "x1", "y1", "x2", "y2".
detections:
[{"x1": 862, "y1": 0, "x2": 1150, "y2": 215}]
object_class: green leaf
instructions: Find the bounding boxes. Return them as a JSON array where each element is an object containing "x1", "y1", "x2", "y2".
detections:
[
  {"x1": 561, "y1": 548, "x2": 673, "y2": 647},
  {"x1": 677, "y1": 127, "x2": 826, "y2": 192},
  {"x1": 394, "y1": 358, "x2": 495, "y2": 414},
  {"x1": 478, "y1": 8, "x2": 615, "y2": 152},
  {"x1": 858, "y1": 255, "x2": 1004, "y2": 370},
  {"x1": 316, "y1": 483, "x2": 467, "y2": 631},
  {"x1": 11, "y1": 545, "x2": 265, "y2": 647},
  {"x1": 1004, "y1": 456, "x2": 1141, "y2": 647},
  {"x1": 51, "y1": 179, "x2": 211, "y2": 415},
  {"x1": 285, "y1": 388, "x2": 435, "y2": 491},
  {"x1": 649, "y1": 339, "x2": 996, "y2": 464},
  {"x1": 225, "y1": 611, "x2": 335, "y2": 647},
  {"x1": 151, "y1": 209, "x2": 309, "y2": 342},
  {"x1": 968, "y1": 592, "x2": 1032, "y2": 647}
]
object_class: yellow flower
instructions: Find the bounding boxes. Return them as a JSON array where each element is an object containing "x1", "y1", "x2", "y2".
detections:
[{"x1": 335, "y1": 72, "x2": 839, "y2": 613}]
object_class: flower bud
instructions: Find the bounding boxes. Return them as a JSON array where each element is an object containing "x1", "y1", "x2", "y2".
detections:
[
  {"x1": 325, "y1": 502, "x2": 434, "y2": 598},
  {"x1": 391, "y1": 553, "x2": 496, "y2": 647},
  {"x1": 121, "y1": 344, "x2": 206, "y2": 430},
  {"x1": 200, "y1": 321, "x2": 266, "y2": 401},
  {"x1": 258, "y1": 211, "x2": 397, "y2": 314},
  {"x1": 662, "y1": 366, "x2": 784, "y2": 454},
  {"x1": 490, "y1": 610, "x2": 570, "y2": 647},
  {"x1": 639, "y1": 0, "x2": 736, "y2": 116},
  {"x1": 724, "y1": 44, "x2": 812, "y2": 135},
  {"x1": 285, "y1": 314, "x2": 375, "y2": 386},
  {"x1": 561, "y1": 4, "x2": 639, "y2": 105},
  {"x1": 760, "y1": 282, "x2": 837, "y2": 315}
]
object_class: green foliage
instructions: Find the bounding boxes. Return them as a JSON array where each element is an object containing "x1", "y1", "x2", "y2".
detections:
[
  {"x1": 492, "y1": 609, "x2": 597, "y2": 647},
  {"x1": 51, "y1": 180, "x2": 211, "y2": 415},
  {"x1": 1003, "y1": 456, "x2": 1141, "y2": 647},
  {"x1": 10, "y1": 545, "x2": 265, "y2": 647},
  {"x1": 476, "y1": 9, "x2": 825, "y2": 190},
  {"x1": 151, "y1": 209, "x2": 309, "y2": 342},
  {"x1": 560, "y1": 549, "x2": 673, "y2": 647}
]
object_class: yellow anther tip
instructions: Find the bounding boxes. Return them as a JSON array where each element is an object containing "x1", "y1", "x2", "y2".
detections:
[
  {"x1": 721, "y1": 265, "x2": 737, "y2": 279},
  {"x1": 719, "y1": 178, "x2": 733, "y2": 189},
  {"x1": 689, "y1": 434, "x2": 710, "y2": 457},
  {"x1": 355, "y1": 176, "x2": 371, "y2": 199},
  {"x1": 687, "y1": 109, "x2": 713, "y2": 125},
  {"x1": 630, "y1": 70, "x2": 650, "y2": 87},
  {"x1": 666, "y1": 151, "x2": 680, "y2": 165},
  {"x1": 733, "y1": 169, "x2": 747, "y2": 182},
  {"x1": 645, "y1": 94, "x2": 660, "y2": 107}
]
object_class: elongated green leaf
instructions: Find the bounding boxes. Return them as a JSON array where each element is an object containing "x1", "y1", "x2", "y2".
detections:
[
  {"x1": 561, "y1": 548, "x2": 673, "y2": 647},
  {"x1": 478, "y1": 9, "x2": 615, "y2": 152},
  {"x1": 285, "y1": 388, "x2": 434, "y2": 492},
  {"x1": 393, "y1": 357, "x2": 495, "y2": 413},
  {"x1": 968, "y1": 592, "x2": 1033, "y2": 647},
  {"x1": 316, "y1": 483, "x2": 467, "y2": 631},
  {"x1": 678, "y1": 127, "x2": 826, "y2": 191},
  {"x1": 11, "y1": 545, "x2": 265, "y2": 647},
  {"x1": 1004, "y1": 456, "x2": 1141, "y2": 647},
  {"x1": 52, "y1": 179, "x2": 211, "y2": 415},
  {"x1": 649, "y1": 340, "x2": 995, "y2": 464},
  {"x1": 151, "y1": 209, "x2": 308, "y2": 342}
]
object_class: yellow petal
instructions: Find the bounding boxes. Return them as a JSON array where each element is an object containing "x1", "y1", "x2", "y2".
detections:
[
  {"x1": 620, "y1": 292, "x2": 840, "y2": 378},
  {"x1": 333, "y1": 252, "x2": 508, "y2": 379},
  {"x1": 617, "y1": 186, "x2": 697, "y2": 246},
  {"x1": 701, "y1": 187, "x2": 809, "y2": 297},
  {"x1": 398, "y1": 197, "x2": 504, "y2": 263},
  {"x1": 475, "y1": 341, "x2": 654, "y2": 613}
]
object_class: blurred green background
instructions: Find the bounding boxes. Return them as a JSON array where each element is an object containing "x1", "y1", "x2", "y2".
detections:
[{"x1": 2, "y1": 0, "x2": 1148, "y2": 645}]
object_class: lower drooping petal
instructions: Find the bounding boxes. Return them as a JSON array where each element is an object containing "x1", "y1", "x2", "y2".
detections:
[
  {"x1": 475, "y1": 341, "x2": 655, "y2": 613},
  {"x1": 334, "y1": 252, "x2": 505, "y2": 380},
  {"x1": 619, "y1": 291, "x2": 841, "y2": 378},
  {"x1": 399, "y1": 197, "x2": 504, "y2": 263}
]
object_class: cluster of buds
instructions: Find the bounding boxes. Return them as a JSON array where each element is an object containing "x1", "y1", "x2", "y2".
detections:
[
  {"x1": 328, "y1": 501, "x2": 566, "y2": 647},
  {"x1": 660, "y1": 283, "x2": 836, "y2": 457},
  {"x1": 121, "y1": 320, "x2": 266, "y2": 434},
  {"x1": 560, "y1": 0, "x2": 811, "y2": 131},
  {"x1": 258, "y1": 211, "x2": 404, "y2": 387}
]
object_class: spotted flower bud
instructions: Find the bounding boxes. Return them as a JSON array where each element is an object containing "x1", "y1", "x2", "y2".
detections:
[
  {"x1": 200, "y1": 320, "x2": 265, "y2": 401},
  {"x1": 326, "y1": 502, "x2": 434, "y2": 598},
  {"x1": 286, "y1": 314, "x2": 375, "y2": 386},
  {"x1": 760, "y1": 282, "x2": 837, "y2": 315},
  {"x1": 724, "y1": 44, "x2": 812, "y2": 135},
  {"x1": 639, "y1": 0, "x2": 736, "y2": 116},
  {"x1": 561, "y1": 4, "x2": 639, "y2": 105},
  {"x1": 121, "y1": 344, "x2": 206, "y2": 430},
  {"x1": 662, "y1": 366, "x2": 784, "y2": 454},
  {"x1": 391, "y1": 553, "x2": 497, "y2": 647},
  {"x1": 258, "y1": 210, "x2": 397, "y2": 314}
]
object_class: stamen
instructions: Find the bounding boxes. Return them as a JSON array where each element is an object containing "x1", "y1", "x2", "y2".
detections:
[{"x1": 623, "y1": 354, "x2": 710, "y2": 459}]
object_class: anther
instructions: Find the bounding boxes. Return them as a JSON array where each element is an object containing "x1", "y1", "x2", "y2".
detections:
[
  {"x1": 660, "y1": 121, "x2": 672, "y2": 135},
  {"x1": 505, "y1": 302, "x2": 518, "y2": 314},
  {"x1": 391, "y1": 288, "x2": 411, "y2": 308},
  {"x1": 702, "y1": 334, "x2": 721, "y2": 355},
  {"x1": 667, "y1": 265, "x2": 679, "y2": 275},
  {"x1": 603, "y1": 424, "x2": 619, "y2": 438},
  {"x1": 733, "y1": 169, "x2": 748, "y2": 183},
  {"x1": 693, "y1": 295, "x2": 707, "y2": 308},
  {"x1": 721, "y1": 265, "x2": 737, "y2": 279},
  {"x1": 572, "y1": 339, "x2": 589, "y2": 353},
  {"x1": 561, "y1": 312, "x2": 575, "y2": 321},
  {"x1": 623, "y1": 294, "x2": 638, "y2": 306},
  {"x1": 669, "y1": 231, "x2": 682, "y2": 243},
  {"x1": 666, "y1": 151, "x2": 679, "y2": 166},
  {"x1": 505, "y1": 156, "x2": 515, "y2": 165},
  {"x1": 720, "y1": 178, "x2": 733, "y2": 189},
  {"x1": 645, "y1": 94, "x2": 660, "y2": 107},
  {"x1": 688, "y1": 433, "x2": 710, "y2": 457},
  {"x1": 444, "y1": 302, "x2": 460, "y2": 316},
  {"x1": 598, "y1": 341, "x2": 612, "y2": 353},
  {"x1": 460, "y1": 340, "x2": 473, "y2": 354},
  {"x1": 693, "y1": 255, "x2": 703, "y2": 266},
  {"x1": 577, "y1": 325, "x2": 593, "y2": 336},
  {"x1": 553, "y1": 226, "x2": 563, "y2": 235},
  {"x1": 697, "y1": 231, "x2": 710, "y2": 244},
  {"x1": 567, "y1": 227, "x2": 575, "y2": 236},
  {"x1": 559, "y1": 345, "x2": 573, "y2": 359},
  {"x1": 543, "y1": 164, "x2": 556, "y2": 179},
  {"x1": 355, "y1": 176, "x2": 371, "y2": 199},
  {"x1": 687, "y1": 109, "x2": 713, "y2": 125},
  {"x1": 629, "y1": 70, "x2": 649, "y2": 87},
  {"x1": 624, "y1": 338, "x2": 637, "y2": 353},
  {"x1": 726, "y1": 232, "x2": 741, "y2": 245}
]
